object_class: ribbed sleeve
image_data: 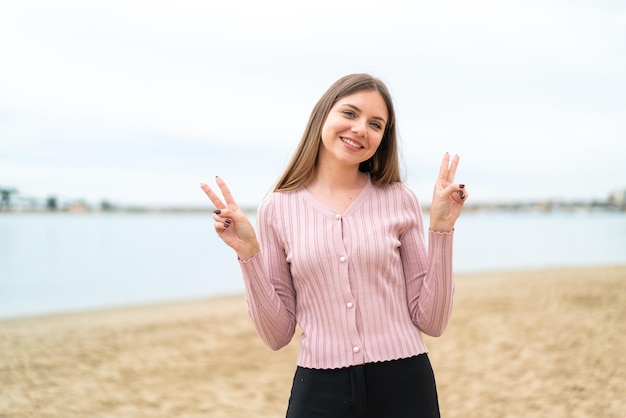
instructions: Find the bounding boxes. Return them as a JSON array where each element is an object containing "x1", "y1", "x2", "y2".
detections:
[
  {"x1": 239, "y1": 198, "x2": 296, "y2": 350},
  {"x1": 238, "y1": 178, "x2": 455, "y2": 369}
]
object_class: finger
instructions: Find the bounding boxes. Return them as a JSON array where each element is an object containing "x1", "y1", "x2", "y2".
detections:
[
  {"x1": 218, "y1": 218, "x2": 233, "y2": 229},
  {"x1": 213, "y1": 220, "x2": 228, "y2": 235},
  {"x1": 437, "y1": 153, "x2": 451, "y2": 182},
  {"x1": 441, "y1": 182, "x2": 466, "y2": 200},
  {"x1": 446, "y1": 154, "x2": 460, "y2": 184},
  {"x1": 201, "y1": 182, "x2": 226, "y2": 209},
  {"x1": 452, "y1": 187, "x2": 468, "y2": 204},
  {"x1": 213, "y1": 213, "x2": 233, "y2": 226},
  {"x1": 215, "y1": 176, "x2": 239, "y2": 208}
]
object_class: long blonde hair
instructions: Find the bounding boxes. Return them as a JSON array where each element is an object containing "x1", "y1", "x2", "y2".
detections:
[{"x1": 274, "y1": 74, "x2": 401, "y2": 192}]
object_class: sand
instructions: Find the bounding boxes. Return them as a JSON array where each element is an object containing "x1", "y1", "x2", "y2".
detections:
[{"x1": 1, "y1": 265, "x2": 624, "y2": 418}]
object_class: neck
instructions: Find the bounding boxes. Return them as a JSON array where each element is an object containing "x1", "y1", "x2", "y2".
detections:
[{"x1": 310, "y1": 160, "x2": 367, "y2": 190}]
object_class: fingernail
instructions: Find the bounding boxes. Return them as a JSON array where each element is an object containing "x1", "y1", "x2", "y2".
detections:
[
  {"x1": 223, "y1": 222, "x2": 230, "y2": 228},
  {"x1": 224, "y1": 218, "x2": 232, "y2": 224},
  {"x1": 215, "y1": 176, "x2": 220, "y2": 179},
  {"x1": 460, "y1": 184, "x2": 465, "y2": 189},
  {"x1": 460, "y1": 191, "x2": 465, "y2": 199},
  {"x1": 213, "y1": 209, "x2": 221, "y2": 214}
]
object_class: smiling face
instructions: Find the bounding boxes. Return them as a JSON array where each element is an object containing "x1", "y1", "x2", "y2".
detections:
[{"x1": 318, "y1": 89, "x2": 389, "y2": 170}]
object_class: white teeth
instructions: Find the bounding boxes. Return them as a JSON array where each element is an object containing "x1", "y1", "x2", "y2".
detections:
[{"x1": 342, "y1": 138, "x2": 362, "y2": 148}]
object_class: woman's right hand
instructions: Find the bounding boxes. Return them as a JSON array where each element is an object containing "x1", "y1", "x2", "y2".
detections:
[{"x1": 200, "y1": 177, "x2": 260, "y2": 260}]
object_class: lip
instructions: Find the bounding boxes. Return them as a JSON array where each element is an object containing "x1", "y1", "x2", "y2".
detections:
[{"x1": 340, "y1": 136, "x2": 364, "y2": 150}]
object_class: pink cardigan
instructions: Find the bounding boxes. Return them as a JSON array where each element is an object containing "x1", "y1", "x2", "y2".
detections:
[{"x1": 239, "y1": 178, "x2": 455, "y2": 370}]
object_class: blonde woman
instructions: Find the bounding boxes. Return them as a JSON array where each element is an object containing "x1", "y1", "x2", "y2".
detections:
[{"x1": 201, "y1": 73, "x2": 468, "y2": 417}]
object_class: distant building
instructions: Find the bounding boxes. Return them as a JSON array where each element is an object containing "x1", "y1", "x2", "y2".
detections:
[
  {"x1": 0, "y1": 187, "x2": 18, "y2": 210},
  {"x1": 66, "y1": 200, "x2": 90, "y2": 213},
  {"x1": 608, "y1": 188, "x2": 626, "y2": 206}
]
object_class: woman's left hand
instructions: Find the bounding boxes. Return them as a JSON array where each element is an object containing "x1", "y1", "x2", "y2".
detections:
[{"x1": 429, "y1": 153, "x2": 468, "y2": 232}]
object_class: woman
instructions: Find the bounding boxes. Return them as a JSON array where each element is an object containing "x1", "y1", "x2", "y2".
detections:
[{"x1": 201, "y1": 73, "x2": 468, "y2": 417}]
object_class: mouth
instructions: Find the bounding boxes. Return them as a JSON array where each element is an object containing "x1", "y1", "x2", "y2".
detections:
[{"x1": 341, "y1": 137, "x2": 364, "y2": 149}]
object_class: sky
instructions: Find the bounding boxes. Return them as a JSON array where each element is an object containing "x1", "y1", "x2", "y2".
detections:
[{"x1": 1, "y1": 0, "x2": 625, "y2": 208}]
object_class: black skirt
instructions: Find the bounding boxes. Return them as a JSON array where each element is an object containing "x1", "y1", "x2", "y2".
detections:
[{"x1": 285, "y1": 353, "x2": 440, "y2": 418}]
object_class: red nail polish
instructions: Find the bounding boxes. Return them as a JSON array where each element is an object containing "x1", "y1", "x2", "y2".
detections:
[
  {"x1": 214, "y1": 209, "x2": 221, "y2": 215},
  {"x1": 460, "y1": 184, "x2": 465, "y2": 189}
]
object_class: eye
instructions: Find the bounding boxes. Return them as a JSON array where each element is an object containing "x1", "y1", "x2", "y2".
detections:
[
  {"x1": 369, "y1": 122, "x2": 382, "y2": 130},
  {"x1": 342, "y1": 110, "x2": 356, "y2": 118}
]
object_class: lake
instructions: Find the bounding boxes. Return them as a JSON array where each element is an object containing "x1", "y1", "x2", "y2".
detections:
[{"x1": 1, "y1": 210, "x2": 625, "y2": 318}]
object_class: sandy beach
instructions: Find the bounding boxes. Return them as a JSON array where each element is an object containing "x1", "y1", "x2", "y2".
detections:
[{"x1": 1, "y1": 265, "x2": 624, "y2": 418}]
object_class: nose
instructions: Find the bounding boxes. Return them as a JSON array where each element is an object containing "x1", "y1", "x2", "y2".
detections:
[{"x1": 351, "y1": 119, "x2": 368, "y2": 137}]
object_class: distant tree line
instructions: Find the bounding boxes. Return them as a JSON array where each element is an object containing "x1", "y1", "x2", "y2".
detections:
[{"x1": 0, "y1": 185, "x2": 118, "y2": 212}]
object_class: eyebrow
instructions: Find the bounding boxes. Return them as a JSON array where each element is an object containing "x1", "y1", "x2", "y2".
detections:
[{"x1": 341, "y1": 103, "x2": 387, "y2": 124}]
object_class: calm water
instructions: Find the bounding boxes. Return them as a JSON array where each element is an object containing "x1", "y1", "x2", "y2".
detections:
[{"x1": 1, "y1": 211, "x2": 625, "y2": 319}]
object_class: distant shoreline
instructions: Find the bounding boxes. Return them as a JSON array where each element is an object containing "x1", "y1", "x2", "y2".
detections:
[{"x1": 1, "y1": 200, "x2": 625, "y2": 215}]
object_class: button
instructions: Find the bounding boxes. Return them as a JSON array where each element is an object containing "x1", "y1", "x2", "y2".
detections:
[
  {"x1": 353, "y1": 346, "x2": 360, "y2": 353},
  {"x1": 335, "y1": 213, "x2": 341, "y2": 220},
  {"x1": 346, "y1": 302, "x2": 354, "y2": 308},
  {"x1": 339, "y1": 256, "x2": 347, "y2": 263}
]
